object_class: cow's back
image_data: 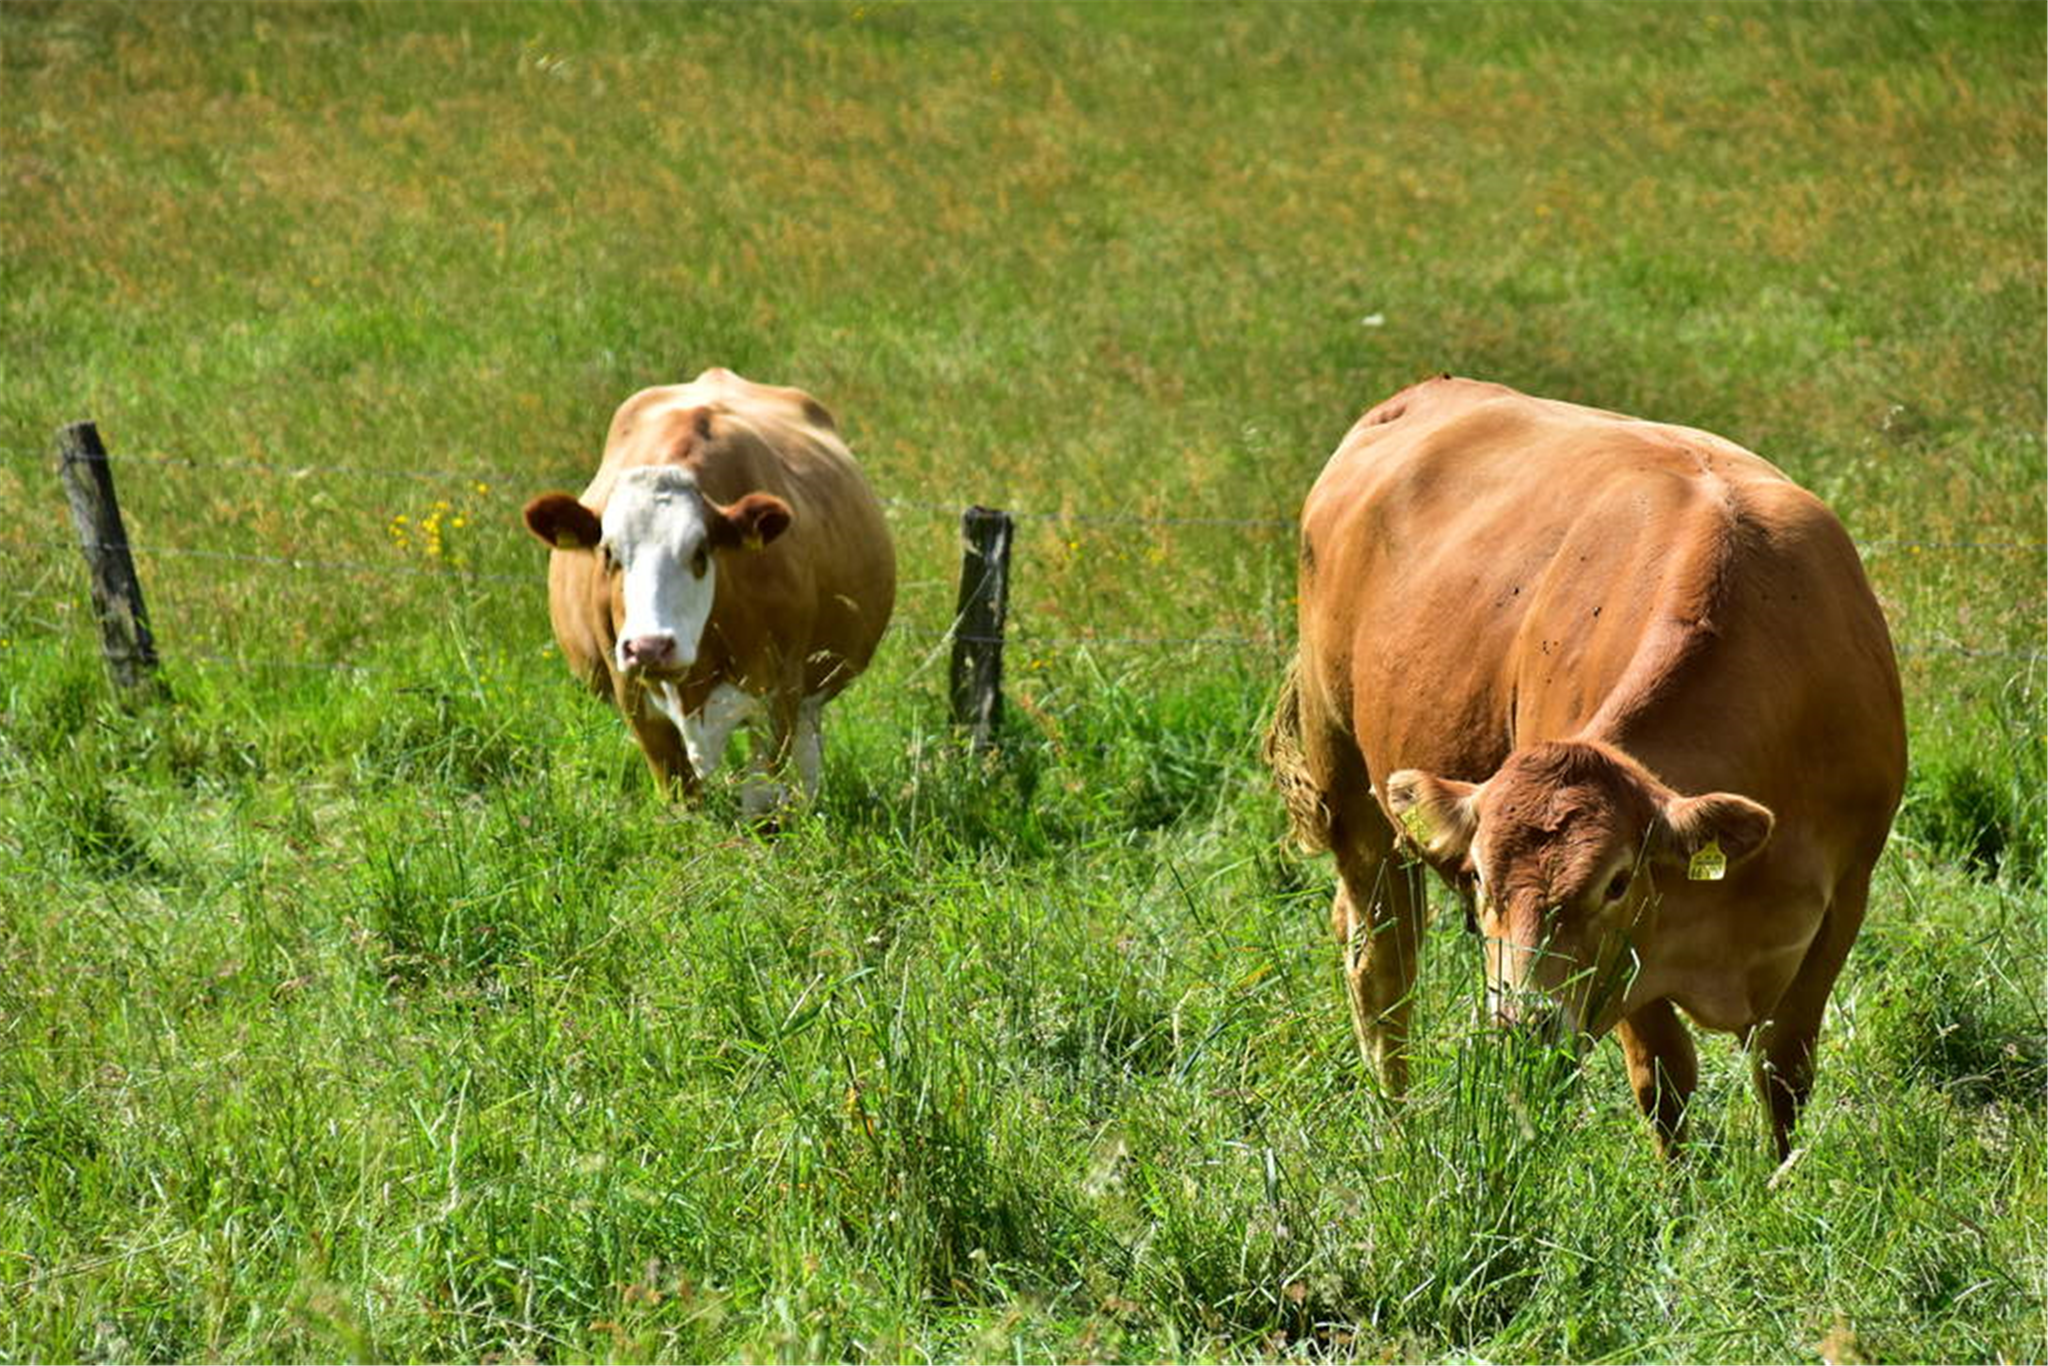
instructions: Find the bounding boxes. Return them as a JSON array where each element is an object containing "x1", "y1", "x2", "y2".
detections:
[
  {"x1": 1297, "y1": 376, "x2": 1903, "y2": 878},
  {"x1": 689, "y1": 388, "x2": 897, "y2": 697}
]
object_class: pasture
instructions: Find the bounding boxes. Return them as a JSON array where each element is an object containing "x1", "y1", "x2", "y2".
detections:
[{"x1": 2, "y1": 3, "x2": 2042, "y2": 1361}]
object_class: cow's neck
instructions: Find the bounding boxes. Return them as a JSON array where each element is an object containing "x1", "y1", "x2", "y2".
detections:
[{"x1": 1518, "y1": 499, "x2": 1743, "y2": 790}]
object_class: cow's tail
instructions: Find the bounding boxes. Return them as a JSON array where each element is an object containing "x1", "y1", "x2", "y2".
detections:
[{"x1": 1262, "y1": 654, "x2": 1332, "y2": 853}]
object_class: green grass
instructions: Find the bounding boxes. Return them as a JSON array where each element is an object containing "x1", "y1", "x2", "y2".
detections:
[{"x1": 2, "y1": 2, "x2": 2043, "y2": 1361}]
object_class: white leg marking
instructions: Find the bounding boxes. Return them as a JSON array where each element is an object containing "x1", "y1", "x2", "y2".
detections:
[
  {"x1": 647, "y1": 681, "x2": 688, "y2": 734},
  {"x1": 680, "y1": 683, "x2": 756, "y2": 778},
  {"x1": 793, "y1": 693, "x2": 826, "y2": 803},
  {"x1": 740, "y1": 747, "x2": 790, "y2": 820}
]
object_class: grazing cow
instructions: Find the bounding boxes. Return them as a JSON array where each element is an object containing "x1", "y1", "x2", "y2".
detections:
[
  {"x1": 1265, "y1": 376, "x2": 1904, "y2": 1156},
  {"x1": 523, "y1": 368, "x2": 895, "y2": 815}
]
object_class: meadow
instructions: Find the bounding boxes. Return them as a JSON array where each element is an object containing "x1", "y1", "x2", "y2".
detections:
[{"x1": 1, "y1": 2, "x2": 2043, "y2": 1360}]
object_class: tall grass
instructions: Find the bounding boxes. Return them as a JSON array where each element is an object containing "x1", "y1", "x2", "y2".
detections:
[{"x1": 2, "y1": 2, "x2": 2042, "y2": 1360}]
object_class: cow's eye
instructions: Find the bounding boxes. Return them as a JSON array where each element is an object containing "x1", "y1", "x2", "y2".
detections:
[
  {"x1": 1603, "y1": 871, "x2": 1631, "y2": 903},
  {"x1": 690, "y1": 548, "x2": 709, "y2": 579},
  {"x1": 599, "y1": 542, "x2": 618, "y2": 572}
]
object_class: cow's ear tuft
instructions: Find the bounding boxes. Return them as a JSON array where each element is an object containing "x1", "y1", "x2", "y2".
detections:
[
  {"x1": 1385, "y1": 769, "x2": 1482, "y2": 860},
  {"x1": 712, "y1": 493, "x2": 793, "y2": 551},
  {"x1": 1655, "y1": 791, "x2": 1774, "y2": 876},
  {"x1": 524, "y1": 493, "x2": 603, "y2": 551}
]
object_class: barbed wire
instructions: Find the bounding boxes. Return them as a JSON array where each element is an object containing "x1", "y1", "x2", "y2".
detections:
[
  {"x1": 881, "y1": 494, "x2": 1294, "y2": 530},
  {"x1": 32, "y1": 538, "x2": 533, "y2": 585},
  {"x1": 35, "y1": 634, "x2": 2042, "y2": 681},
  {"x1": 17, "y1": 541, "x2": 2039, "y2": 664},
  {"x1": 8, "y1": 444, "x2": 520, "y2": 489},
  {"x1": 1859, "y1": 540, "x2": 2047, "y2": 555},
  {"x1": 1894, "y1": 644, "x2": 2047, "y2": 664},
  {"x1": 16, "y1": 462, "x2": 2031, "y2": 552},
  {"x1": 12, "y1": 447, "x2": 2041, "y2": 677},
  {"x1": 167, "y1": 618, "x2": 970, "y2": 679},
  {"x1": 26, "y1": 539, "x2": 965, "y2": 597},
  {"x1": 12, "y1": 445, "x2": 1302, "y2": 531},
  {"x1": 976, "y1": 632, "x2": 1288, "y2": 650},
  {"x1": 14, "y1": 443, "x2": 2040, "y2": 549},
  {"x1": 186, "y1": 651, "x2": 376, "y2": 676},
  {"x1": 11, "y1": 612, "x2": 2038, "y2": 674}
]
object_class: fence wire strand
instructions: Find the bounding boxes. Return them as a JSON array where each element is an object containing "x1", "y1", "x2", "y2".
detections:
[
  {"x1": 11, "y1": 444, "x2": 2040, "y2": 550},
  {"x1": 11, "y1": 442, "x2": 2042, "y2": 676},
  {"x1": 7, "y1": 443, "x2": 519, "y2": 490},
  {"x1": 34, "y1": 537, "x2": 531, "y2": 585}
]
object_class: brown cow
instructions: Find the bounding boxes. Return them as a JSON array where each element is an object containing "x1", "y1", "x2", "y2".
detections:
[
  {"x1": 523, "y1": 368, "x2": 895, "y2": 815},
  {"x1": 1266, "y1": 376, "x2": 1904, "y2": 1156}
]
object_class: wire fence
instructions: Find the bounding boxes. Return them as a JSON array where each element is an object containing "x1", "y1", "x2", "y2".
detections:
[
  {"x1": 11, "y1": 441, "x2": 2041, "y2": 551},
  {"x1": 10, "y1": 440, "x2": 2044, "y2": 677}
]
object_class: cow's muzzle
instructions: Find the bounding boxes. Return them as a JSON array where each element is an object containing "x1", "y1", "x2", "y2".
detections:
[
  {"x1": 1487, "y1": 986, "x2": 1578, "y2": 1046},
  {"x1": 619, "y1": 632, "x2": 690, "y2": 676}
]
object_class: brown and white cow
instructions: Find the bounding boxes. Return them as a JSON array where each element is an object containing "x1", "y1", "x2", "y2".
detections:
[
  {"x1": 523, "y1": 368, "x2": 895, "y2": 815},
  {"x1": 1265, "y1": 376, "x2": 1904, "y2": 1156}
]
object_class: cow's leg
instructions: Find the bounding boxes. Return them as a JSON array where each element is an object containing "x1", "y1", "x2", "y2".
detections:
[
  {"x1": 1750, "y1": 876, "x2": 1868, "y2": 1159},
  {"x1": 620, "y1": 682, "x2": 700, "y2": 800},
  {"x1": 1616, "y1": 998, "x2": 1698, "y2": 1158},
  {"x1": 677, "y1": 683, "x2": 756, "y2": 778},
  {"x1": 1288, "y1": 674, "x2": 1428, "y2": 1094},
  {"x1": 1330, "y1": 830, "x2": 1428, "y2": 1096},
  {"x1": 740, "y1": 693, "x2": 800, "y2": 822},
  {"x1": 792, "y1": 693, "x2": 826, "y2": 803}
]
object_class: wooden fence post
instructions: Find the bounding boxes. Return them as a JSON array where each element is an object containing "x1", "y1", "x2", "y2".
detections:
[
  {"x1": 949, "y1": 504, "x2": 1014, "y2": 751},
  {"x1": 57, "y1": 421, "x2": 163, "y2": 698}
]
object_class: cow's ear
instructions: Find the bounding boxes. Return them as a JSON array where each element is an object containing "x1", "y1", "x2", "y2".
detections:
[
  {"x1": 524, "y1": 493, "x2": 602, "y2": 551},
  {"x1": 1385, "y1": 770, "x2": 1482, "y2": 860},
  {"x1": 710, "y1": 492, "x2": 793, "y2": 551},
  {"x1": 1654, "y1": 791, "x2": 1775, "y2": 880}
]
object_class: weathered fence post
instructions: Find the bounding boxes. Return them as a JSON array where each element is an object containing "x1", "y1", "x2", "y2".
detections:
[
  {"x1": 57, "y1": 421, "x2": 163, "y2": 698},
  {"x1": 949, "y1": 504, "x2": 1014, "y2": 751}
]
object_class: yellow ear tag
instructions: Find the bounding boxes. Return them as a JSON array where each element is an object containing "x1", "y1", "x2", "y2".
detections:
[
  {"x1": 743, "y1": 531, "x2": 764, "y2": 551},
  {"x1": 1399, "y1": 805, "x2": 1431, "y2": 847},
  {"x1": 554, "y1": 532, "x2": 584, "y2": 550},
  {"x1": 1688, "y1": 839, "x2": 1727, "y2": 882}
]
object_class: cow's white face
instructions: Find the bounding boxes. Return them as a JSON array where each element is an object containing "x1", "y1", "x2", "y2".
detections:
[
  {"x1": 602, "y1": 467, "x2": 718, "y2": 679},
  {"x1": 522, "y1": 470, "x2": 794, "y2": 684}
]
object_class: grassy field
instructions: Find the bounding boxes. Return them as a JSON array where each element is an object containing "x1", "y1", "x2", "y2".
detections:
[{"x1": 2, "y1": 2, "x2": 2043, "y2": 1360}]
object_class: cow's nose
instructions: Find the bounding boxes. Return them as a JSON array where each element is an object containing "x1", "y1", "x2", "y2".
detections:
[
  {"x1": 1489, "y1": 987, "x2": 1557, "y2": 1035},
  {"x1": 1495, "y1": 998, "x2": 1577, "y2": 1050},
  {"x1": 620, "y1": 633, "x2": 678, "y2": 673}
]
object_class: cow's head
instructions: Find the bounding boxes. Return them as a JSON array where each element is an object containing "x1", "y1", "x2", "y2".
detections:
[
  {"x1": 523, "y1": 466, "x2": 791, "y2": 680},
  {"x1": 1385, "y1": 740, "x2": 1773, "y2": 1039}
]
